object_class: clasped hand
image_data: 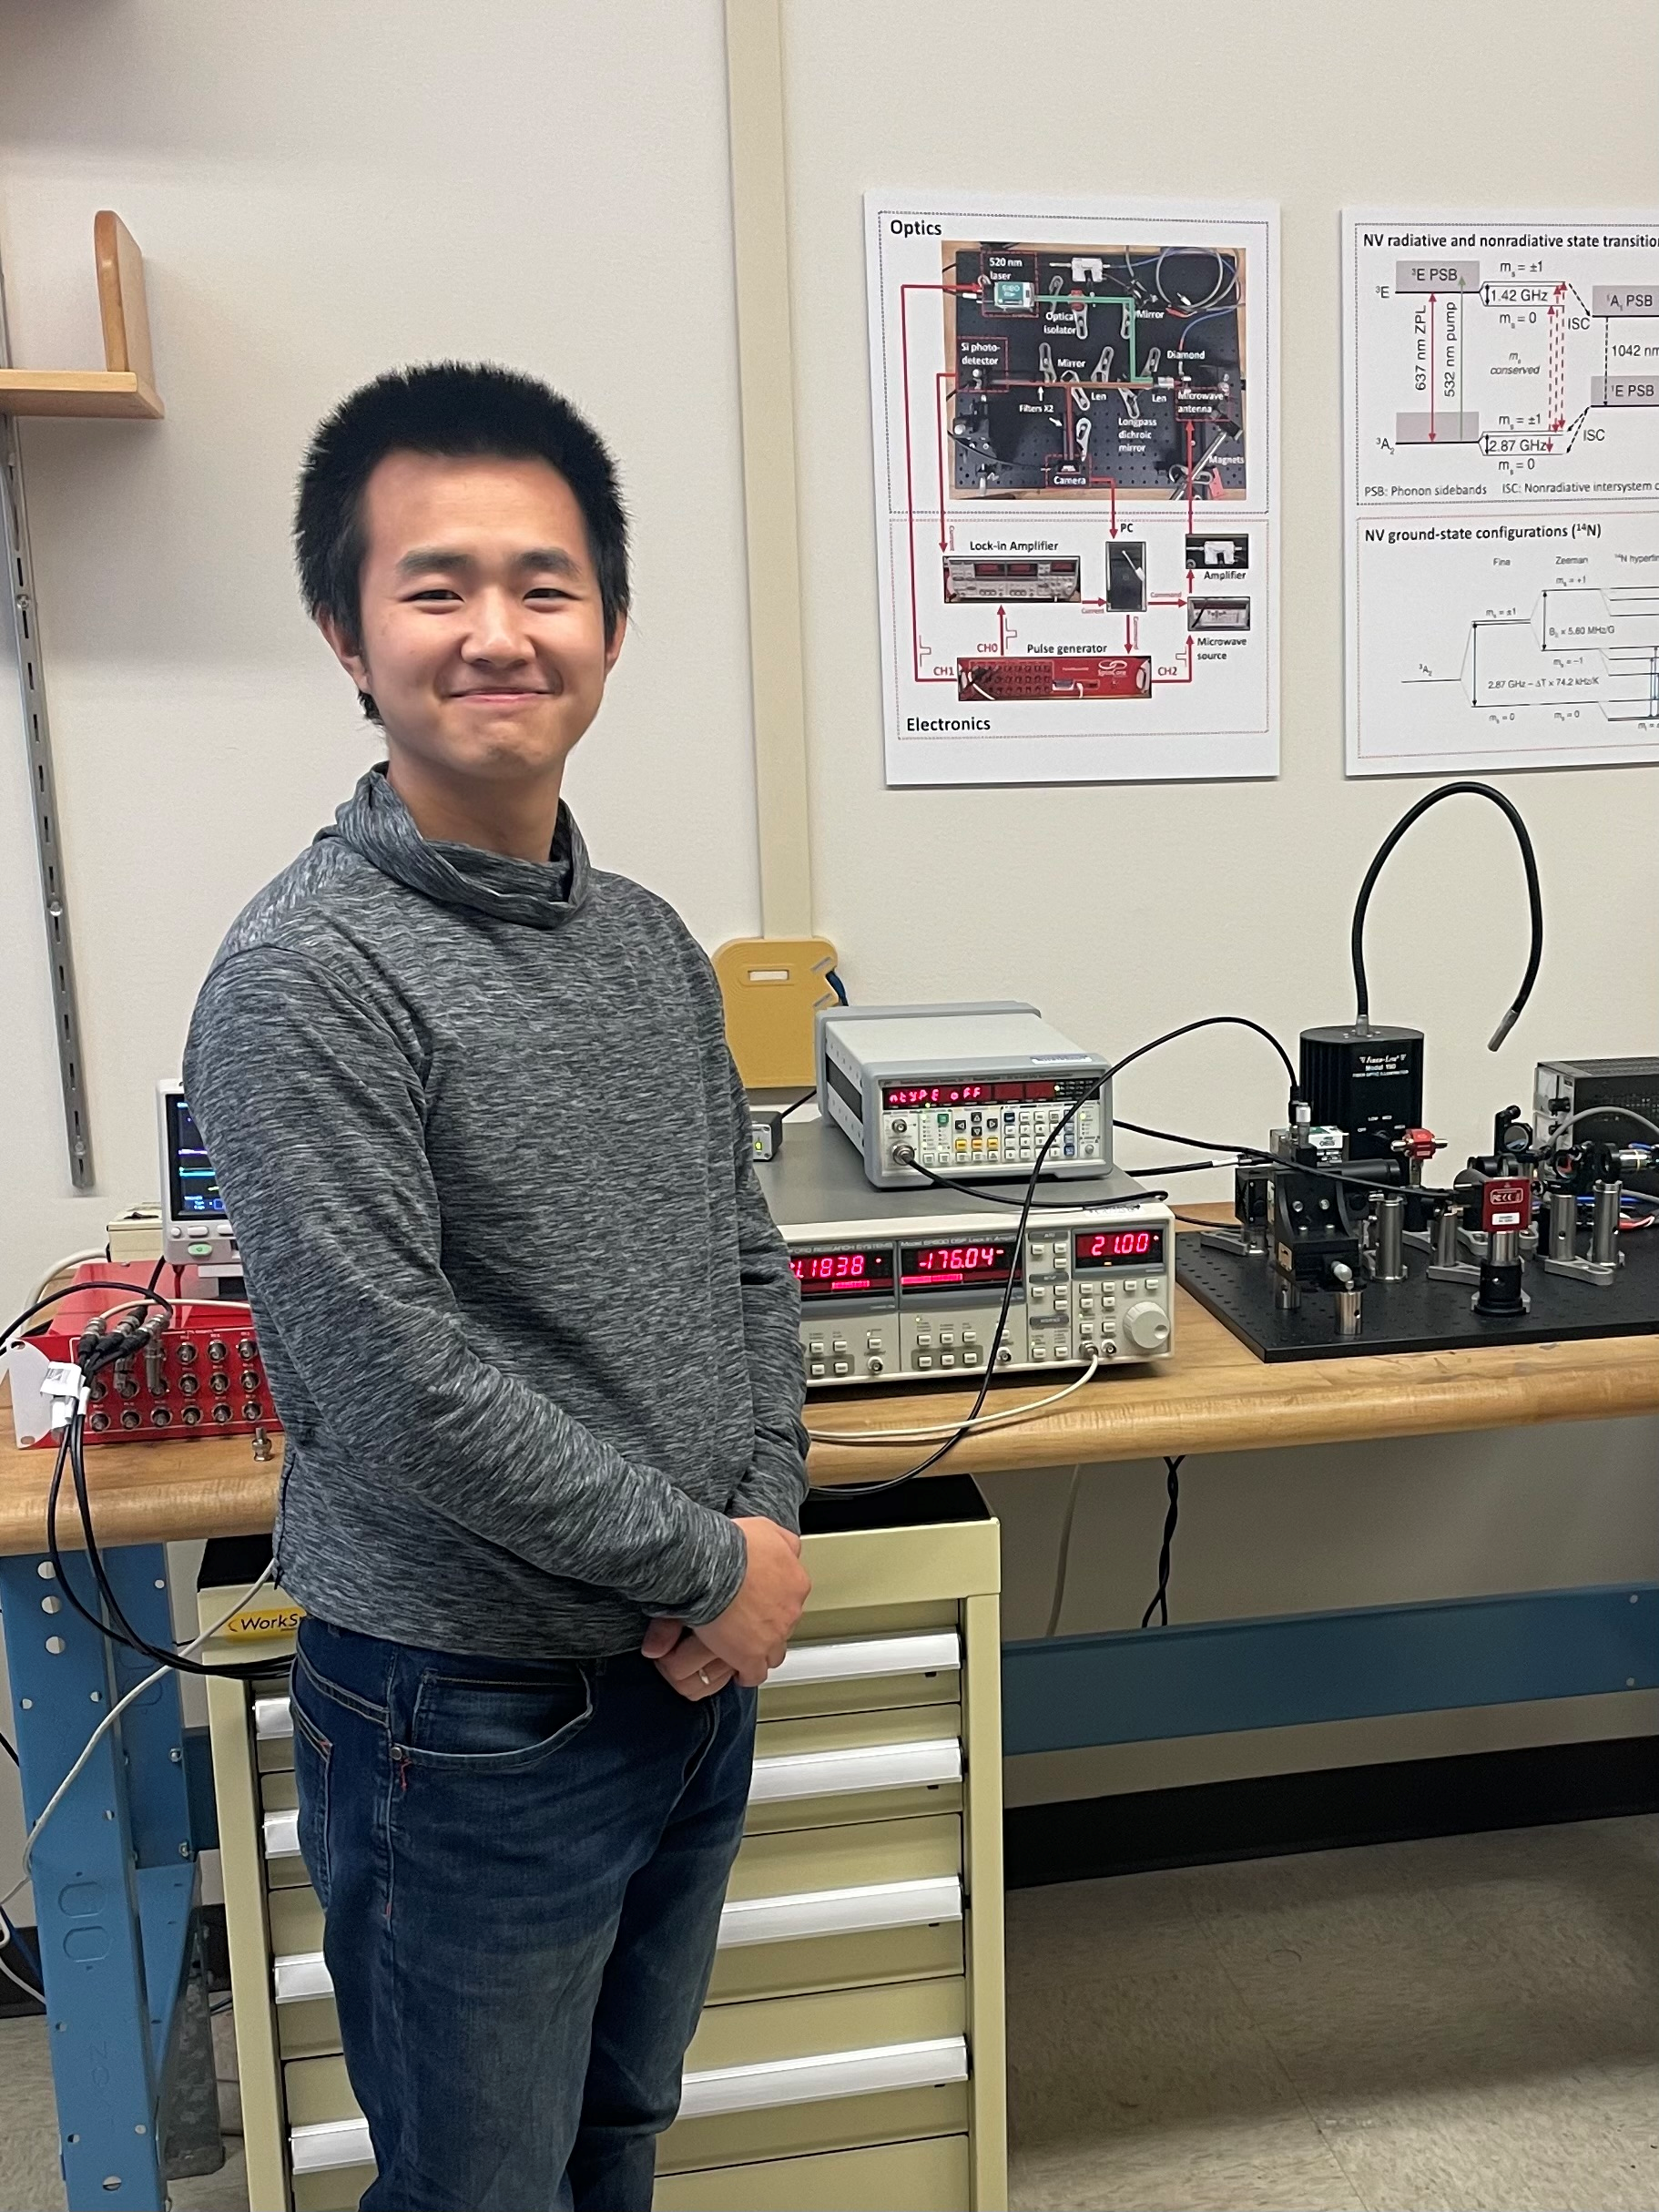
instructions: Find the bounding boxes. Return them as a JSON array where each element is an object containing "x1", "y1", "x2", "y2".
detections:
[{"x1": 642, "y1": 1515, "x2": 809, "y2": 1700}]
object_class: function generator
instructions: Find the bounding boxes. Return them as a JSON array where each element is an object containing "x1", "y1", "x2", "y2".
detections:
[{"x1": 816, "y1": 1002, "x2": 1111, "y2": 1189}]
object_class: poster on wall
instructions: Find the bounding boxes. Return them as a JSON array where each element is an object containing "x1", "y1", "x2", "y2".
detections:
[
  {"x1": 1344, "y1": 208, "x2": 1659, "y2": 776},
  {"x1": 864, "y1": 190, "x2": 1280, "y2": 788}
]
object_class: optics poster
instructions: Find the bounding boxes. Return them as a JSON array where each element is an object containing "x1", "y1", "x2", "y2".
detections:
[
  {"x1": 1344, "y1": 208, "x2": 1659, "y2": 775},
  {"x1": 865, "y1": 190, "x2": 1280, "y2": 787}
]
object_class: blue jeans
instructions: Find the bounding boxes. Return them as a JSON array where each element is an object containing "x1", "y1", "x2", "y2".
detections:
[{"x1": 290, "y1": 1616, "x2": 757, "y2": 2212}]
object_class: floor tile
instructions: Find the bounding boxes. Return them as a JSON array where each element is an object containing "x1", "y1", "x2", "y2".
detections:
[
  {"x1": 1317, "y1": 2077, "x2": 1659, "y2": 2212},
  {"x1": 1013, "y1": 2113, "x2": 1365, "y2": 2212}
]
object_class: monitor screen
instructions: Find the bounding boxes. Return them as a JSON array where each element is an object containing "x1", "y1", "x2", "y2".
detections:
[{"x1": 165, "y1": 1093, "x2": 225, "y2": 1222}]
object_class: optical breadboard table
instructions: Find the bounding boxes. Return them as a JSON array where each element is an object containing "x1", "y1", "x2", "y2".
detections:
[{"x1": 1176, "y1": 1221, "x2": 1659, "y2": 1363}]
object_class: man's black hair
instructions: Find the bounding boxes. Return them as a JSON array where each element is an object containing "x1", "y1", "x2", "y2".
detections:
[{"x1": 294, "y1": 362, "x2": 628, "y2": 721}]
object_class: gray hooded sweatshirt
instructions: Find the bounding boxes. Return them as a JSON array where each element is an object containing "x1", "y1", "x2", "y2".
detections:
[{"x1": 183, "y1": 765, "x2": 807, "y2": 1659}]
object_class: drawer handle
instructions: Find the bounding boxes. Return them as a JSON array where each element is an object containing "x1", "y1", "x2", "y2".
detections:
[
  {"x1": 264, "y1": 1737, "x2": 963, "y2": 1859},
  {"x1": 748, "y1": 1738, "x2": 961, "y2": 1803},
  {"x1": 273, "y1": 1950, "x2": 331, "y2": 2003},
  {"x1": 290, "y1": 2118, "x2": 372, "y2": 2176},
  {"x1": 768, "y1": 1632, "x2": 960, "y2": 1688},
  {"x1": 264, "y1": 1806, "x2": 300, "y2": 1859},
  {"x1": 290, "y1": 2035, "x2": 969, "y2": 2171},
  {"x1": 273, "y1": 1874, "x2": 965, "y2": 2001},
  {"x1": 680, "y1": 2034, "x2": 968, "y2": 2118},
  {"x1": 253, "y1": 1630, "x2": 961, "y2": 1744},
  {"x1": 718, "y1": 1874, "x2": 962, "y2": 1946}
]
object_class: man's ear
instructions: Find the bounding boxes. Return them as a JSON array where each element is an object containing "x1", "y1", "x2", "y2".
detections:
[
  {"x1": 318, "y1": 612, "x2": 372, "y2": 694},
  {"x1": 604, "y1": 609, "x2": 627, "y2": 677}
]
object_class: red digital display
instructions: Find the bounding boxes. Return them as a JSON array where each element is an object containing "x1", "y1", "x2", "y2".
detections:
[
  {"x1": 790, "y1": 1246, "x2": 895, "y2": 1300},
  {"x1": 900, "y1": 1240, "x2": 1019, "y2": 1293},
  {"x1": 883, "y1": 1079, "x2": 1058, "y2": 1109},
  {"x1": 1073, "y1": 1228, "x2": 1165, "y2": 1270}
]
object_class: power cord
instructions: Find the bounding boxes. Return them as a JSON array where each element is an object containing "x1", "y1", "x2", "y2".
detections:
[
  {"x1": 1114, "y1": 1116, "x2": 1449, "y2": 1204},
  {"x1": 2, "y1": 1556, "x2": 276, "y2": 1918},
  {"x1": 1045, "y1": 1463, "x2": 1084, "y2": 1638},
  {"x1": 809, "y1": 1355, "x2": 1102, "y2": 1448},
  {"x1": 1547, "y1": 1105, "x2": 1659, "y2": 1148},
  {"x1": 45, "y1": 1402, "x2": 278, "y2": 1683},
  {"x1": 1140, "y1": 1456, "x2": 1186, "y2": 1628}
]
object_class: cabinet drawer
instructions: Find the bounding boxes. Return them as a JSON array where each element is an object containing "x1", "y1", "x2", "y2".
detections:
[
  {"x1": 746, "y1": 1706, "x2": 962, "y2": 1834},
  {"x1": 707, "y1": 1916, "x2": 962, "y2": 2006},
  {"x1": 273, "y1": 1922, "x2": 965, "y2": 2058},
  {"x1": 260, "y1": 1770, "x2": 304, "y2": 1877},
  {"x1": 729, "y1": 1812, "x2": 961, "y2": 1898},
  {"x1": 653, "y1": 2133, "x2": 972, "y2": 2212},
  {"x1": 267, "y1": 1881, "x2": 325, "y2": 1963},
  {"x1": 253, "y1": 1622, "x2": 962, "y2": 1771},
  {"x1": 270, "y1": 1816, "x2": 966, "y2": 2046},
  {"x1": 291, "y1": 2167, "x2": 373, "y2": 2212},
  {"x1": 661, "y1": 1979, "x2": 969, "y2": 2176},
  {"x1": 260, "y1": 1709, "x2": 965, "y2": 1870},
  {"x1": 758, "y1": 1630, "x2": 960, "y2": 1722},
  {"x1": 286, "y1": 1982, "x2": 969, "y2": 2188},
  {"x1": 713, "y1": 1811, "x2": 965, "y2": 2003}
]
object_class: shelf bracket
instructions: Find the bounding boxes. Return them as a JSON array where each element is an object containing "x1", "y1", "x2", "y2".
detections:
[
  {"x1": 0, "y1": 210, "x2": 165, "y2": 419},
  {"x1": 0, "y1": 211, "x2": 166, "y2": 1188}
]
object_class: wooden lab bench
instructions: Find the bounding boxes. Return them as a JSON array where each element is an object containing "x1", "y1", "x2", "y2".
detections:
[{"x1": 5, "y1": 1231, "x2": 1656, "y2": 2211}]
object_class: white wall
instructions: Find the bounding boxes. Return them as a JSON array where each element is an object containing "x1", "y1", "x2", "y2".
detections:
[
  {"x1": 2, "y1": 0, "x2": 1655, "y2": 1891},
  {"x1": 785, "y1": 0, "x2": 1659, "y2": 1171},
  {"x1": 779, "y1": 0, "x2": 1659, "y2": 1799},
  {"x1": 0, "y1": 0, "x2": 765, "y2": 1300}
]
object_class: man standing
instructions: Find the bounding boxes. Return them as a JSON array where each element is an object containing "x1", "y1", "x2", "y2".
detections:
[{"x1": 185, "y1": 362, "x2": 810, "y2": 2211}]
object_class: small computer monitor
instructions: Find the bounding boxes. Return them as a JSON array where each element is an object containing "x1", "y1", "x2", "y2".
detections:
[{"x1": 157, "y1": 1081, "x2": 239, "y2": 1273}]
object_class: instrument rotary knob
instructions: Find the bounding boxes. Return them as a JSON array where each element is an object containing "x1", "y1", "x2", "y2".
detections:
[{"x1": 1124, "y1": 1300, "x2": 1170, "y2": 1352}]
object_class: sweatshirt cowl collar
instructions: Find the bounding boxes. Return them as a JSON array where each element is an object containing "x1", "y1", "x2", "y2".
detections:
[{"x1": 321, "y1": 763, "x2": 591, "y2": 930}]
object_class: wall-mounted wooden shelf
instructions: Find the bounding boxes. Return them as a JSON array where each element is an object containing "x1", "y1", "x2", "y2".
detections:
[{"x1": 0, "y1": 210, "x2": 163, "y2": 418}]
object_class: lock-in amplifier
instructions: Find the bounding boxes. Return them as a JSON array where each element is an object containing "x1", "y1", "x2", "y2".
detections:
[{"x1": 760, "y1": 1121, "x2": 1171, "y2": 1388}]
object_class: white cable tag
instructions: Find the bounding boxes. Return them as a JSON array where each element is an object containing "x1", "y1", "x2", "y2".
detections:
[{"x1": 40, "y1": 1361, "x2": 90, "y2": 1432}]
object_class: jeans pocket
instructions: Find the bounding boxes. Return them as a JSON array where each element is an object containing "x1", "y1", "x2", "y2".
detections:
[
  {"x1": 399, "y1": 1661, "x2": 594, "y2": 1774},
  {"x1": 289, "y1": 1680, "x2": 333, "y2": 1910}
]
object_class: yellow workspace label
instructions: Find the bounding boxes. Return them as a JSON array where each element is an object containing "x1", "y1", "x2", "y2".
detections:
[{"x1": 221, "y1": 1602, "x2": 305, "y2": 1640}]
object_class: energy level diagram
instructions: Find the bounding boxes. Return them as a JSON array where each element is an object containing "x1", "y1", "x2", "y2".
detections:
[
  {"x1": 1345, "y1": 212, "x2": 1659, "y2": 774},
  {"x1": 867, "y1": 194, "x2": 1279, "y2": 787}
]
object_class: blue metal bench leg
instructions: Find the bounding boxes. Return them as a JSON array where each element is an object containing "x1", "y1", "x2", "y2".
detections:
[{"x1": 1, "y1": 1542, "x2": 199, "y2": 2211}]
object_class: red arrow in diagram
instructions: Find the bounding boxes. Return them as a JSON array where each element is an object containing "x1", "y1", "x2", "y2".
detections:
[{"x1": 1428, "y1": 294, "x2": 1437, "y2": 441}]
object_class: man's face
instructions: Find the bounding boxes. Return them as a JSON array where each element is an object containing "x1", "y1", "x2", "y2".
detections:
[{"x1": 322, "y1": 450, "x2": 624, "y2": 788}]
